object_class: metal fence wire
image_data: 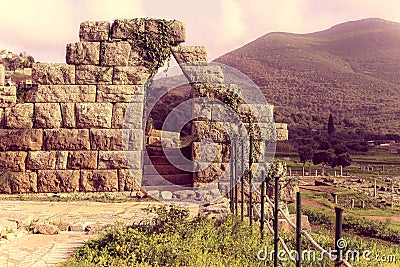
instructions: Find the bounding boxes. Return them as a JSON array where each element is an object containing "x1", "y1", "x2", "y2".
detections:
[{"x1": 228, "y1": 138, "x2": 352, "y2": 267}]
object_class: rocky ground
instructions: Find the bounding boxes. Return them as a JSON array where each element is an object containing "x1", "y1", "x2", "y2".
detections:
[{"x1": 0, "y1": 199, "x2": 204, "y2": 267}]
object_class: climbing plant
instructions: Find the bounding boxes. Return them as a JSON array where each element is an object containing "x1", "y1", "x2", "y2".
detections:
[{"x1": 131, "y1": 19, "x2": 175, "y2": 74}]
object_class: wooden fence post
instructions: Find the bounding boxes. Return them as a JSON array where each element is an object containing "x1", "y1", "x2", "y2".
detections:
[
  {"x1": 296, "y1": 192, "x2": 302, "y2": 267},
  {"x1": 335, "y1": 207, "x2": 344, "y2": 266}
]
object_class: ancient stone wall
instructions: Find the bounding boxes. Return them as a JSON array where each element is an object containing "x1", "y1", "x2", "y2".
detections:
[
  {"x1": 0, "y1": 18, "x2": 185, "y2": 194},
  {"x1": 0, "y1": 18, "x2": 287, "y2": 196}
]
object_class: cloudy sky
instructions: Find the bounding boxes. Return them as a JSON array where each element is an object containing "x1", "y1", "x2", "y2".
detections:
[{"x1": 0, "y1": 0, "x2": 399, "y2": 62}]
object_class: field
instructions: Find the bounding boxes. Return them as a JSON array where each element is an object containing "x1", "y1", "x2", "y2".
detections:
[
  {"x1": 279, "y1": 148, "x2": 400, "y2": 247},
  {"x1": 276, "y1": 148, "x2": 400, "y2": 177}
]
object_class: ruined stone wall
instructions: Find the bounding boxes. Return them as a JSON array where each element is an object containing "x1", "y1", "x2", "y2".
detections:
[
  {"x1": 0, "y1": 18, "x2": 287, "y2": 195},
  {"x1": 0, "y1": 19, "x2": 185, "y2": 194}
]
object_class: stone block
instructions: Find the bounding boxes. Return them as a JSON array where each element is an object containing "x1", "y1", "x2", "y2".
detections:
[
  {"x1": 118, "y1": 169, "x2": 142, "y2": 191},
  {"x1": 238, "y1": 104, "x2": 274, "y2": 123},
  {"x1": 0, "y1": 129, "x2": 42, "y2": 151},
  {"x1": 276, "y1": 128, "x2": 289, "y2": 141},
  {"x1": 75, "y1": 65, "x2": 113, "y2": 85},
  {"x1": 0, "y1": 171, "x2": 12, "y2": 193},
  {"x1": 146, "y1": 190, "x2": 159, "y2": 198},
  {"x1": 192, "y1": 121, "x2": 231, "y2": 143},
  {"x1": 174, "y1": 190, "x2": 196, "y2": 199},
  {"x1": 275, "y1": 123, "x2": 287, "y2": 130},
  {"x1": 80, "y1": 170, "x2": 118, "y2": 192},
  {"x1": 38, "y1": 170, "x2": 80, "y2": 193},
  {"x1": 0, "y1": 108, "x2": 3, "y2": 127},
  {"x1": 5, "y1": 103, "x2": 33, "y2": 129},
  {"x1": 10, "y1": 172, "x2": 37, "y2": 193},
  {"x1": 79, "y1": 21, "x2": 110, "y2": 41},
  {"x1": 75, "y1": 103, "x2": 112, "y2": 128},
  {"x1": 192, "y1": 99, "x2": 212, "y2": 119},
  {"x1": 0, "y1": 151, "x2": 27, "y2": 171},
  {"x1": 55, "y1": 151, "x2": 68, "y2": 170},
  {"x1": 193, "y1": 163, "x2": 230, "y2": 184},
  {"x1": 211, "y1": 103, "x2": 240, "y2": 123},
  {"x1": 111, "y1": 19, "x2": 145, "y2": 39},
  {"x1": 44, "y1": 129, "x2": 90, "y2": 150},
  {"x1": 113, "y1": 66, "x2": 151, "y2": 85},
  {"x1": 68, "y1": 224, "x2": 84, "y2": 232},
  {"x1": 0, "y1": 86, "x2": 16, "y2": 108},
  {"x1": 67, "y1": 151, "x2": 98, "y2": 169},
  {"x1": 191, "y1": 83, "x2": 229, "y2": 99},
  {"x1": 114, "y1": 19, "x2": 185, "y2": 45},
  {"x1": 169, "y1": 20, "x2": 186, "y2": 45},
  {"x1": 90, "y1": 129, "x2": 123, "y2": 150},
  {"x1": 181, "y1": 65, "x2": 224, "y2": 84},
  {"x1": 127, "y1": 47, "x2": 146, "y2": 67},
  {"x1": 97, "y1": 85, "x2": 144, "y2": 103},
  {"x1": 243, "y1": 122, "x2": 275, "y2": 141},
  {"x1": 98, "y1": 151, "x2": 142, "y2": 170},
  {"x1": 26, "y1": 151, "x2": 56, "y2": 170},
  {"x1": 34, "y1": 103, "x2": 62, "y2": 128},
  {"x1": 122, "y1": 129, "x2": 144, "y2": 151},
  {"x1": 33, "y1": 224, "x2": 59, "y2": 235},
  {"x1": 32, "y1": 63, "x2": 75, "y2": 84},
  {"x1": 25, "y1": 85, "x2": 96, "y2": 103},
  {"x1": 66, "y1": 42, "x2": 100, "y2": 65},
  {"x1": 192, "y1": 142, "x2": 230, "y2": 163},
  {"x1": 90, "y1": 129, "x2": 143, "y2": 151},
  {"x1": 112, "y1": 103, "x2": 143, "y2": 129},
  {"x1": 60, "y1": 103, "x2": 76, "y2": 128},
  {"x1": 100, "y1": 41, "x2": 131, "y2": 66},
  {"x1": 161, "y1": 191, "x2": 173, "y2": 200},
  {"x1": 0, "y1": 65, "x2": 4, "y2": 86},
  {"x1": 172, "y1": 46, "x2": 207, "y2": 64}
]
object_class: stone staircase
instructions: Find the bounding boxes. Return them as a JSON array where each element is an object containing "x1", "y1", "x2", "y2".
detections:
[{"x1": 142, "y1": 129, "x2": 193, "y2": 188}]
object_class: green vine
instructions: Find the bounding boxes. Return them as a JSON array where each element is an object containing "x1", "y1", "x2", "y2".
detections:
[
  {"x1": 192, "y1": 82, "x2": 267, "y2": 162},
  {"x1": 129, "y1": 19, "x2": 174, "y2": 74},
  {"x1": 194, "y1": 83, "x2": 241, "y2": 112}
]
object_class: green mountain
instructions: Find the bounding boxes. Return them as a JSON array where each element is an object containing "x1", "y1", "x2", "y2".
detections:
[{"x1": 215, "y1": 18, "x2": 400, "y2": 138}]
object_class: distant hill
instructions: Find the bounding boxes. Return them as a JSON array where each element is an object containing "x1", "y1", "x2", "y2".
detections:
[
  {"x1": 0, "y1": 49, "x2": 35, "y2": 71},
  {"x1": 215, "y1": 18, "x2": 400, "y2": 138}
]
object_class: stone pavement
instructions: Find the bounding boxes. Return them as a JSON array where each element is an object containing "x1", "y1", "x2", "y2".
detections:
[
  {"x1": 0, "y1": 232, "x2": 88, "y2": 267},
  {"x1": 0, "y1": 200, "x2": 199, "y2": 267}
]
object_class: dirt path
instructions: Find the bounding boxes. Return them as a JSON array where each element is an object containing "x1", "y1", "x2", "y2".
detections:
[{"x1": 0, "y1": 200, "x2": 199, "y2": 267}]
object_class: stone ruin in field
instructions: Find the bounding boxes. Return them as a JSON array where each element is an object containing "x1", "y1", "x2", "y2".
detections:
[{"x1": 0, "y1": 18, "x2": 290, "y2": 201}]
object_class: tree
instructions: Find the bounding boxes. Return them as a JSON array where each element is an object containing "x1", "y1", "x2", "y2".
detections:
[
  {"x1": 332, "y1": 152, "x2": 353, "y2": 168},
  {"x1": 298, "y1": 145, "x2": 314, "y2": 176},
  {"x1": 318, "y1": 140, "x2": 331, "y2": 150},
  {"x1": 328, "y1": 113, "x2": 335, "y2": 136},
  {"x1": 333, "y1": 143, "x2": 347, "y2": 155},
  {"x1": 313, "y1": 150, "x2": 334, "y2": 176},
  {"x1": 27, "y1": 55, "x2": 35, "y2": 64}
]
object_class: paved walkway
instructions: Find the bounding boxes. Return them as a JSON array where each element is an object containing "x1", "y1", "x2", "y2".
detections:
[
  {"x1": 0, "y1": 200, "x2": 199, "y2": 267},
  {"x1": 0, "y1": 232, "x2": 88, "y2": 267}
]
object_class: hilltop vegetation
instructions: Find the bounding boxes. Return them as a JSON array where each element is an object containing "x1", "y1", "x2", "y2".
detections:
[
  {"x1": 215, "y1": 18, "x2": 400, "y2": 141},
  {"x1": 0, "y1": 50, "x2": 35, "y2": 70}
]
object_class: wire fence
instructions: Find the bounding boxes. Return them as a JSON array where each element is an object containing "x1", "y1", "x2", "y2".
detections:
[{"x1": 229, "y1": 138, "x2": 352, "y2": 267}]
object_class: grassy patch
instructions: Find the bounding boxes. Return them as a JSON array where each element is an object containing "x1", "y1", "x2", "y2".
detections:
[{"x1": 60, "y1": 206, "x2": 400, "y2": 267}]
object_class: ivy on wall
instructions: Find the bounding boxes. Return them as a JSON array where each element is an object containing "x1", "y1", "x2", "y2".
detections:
[{"x1": 131, "y1": 19, "x2": 175, "y2": 74}]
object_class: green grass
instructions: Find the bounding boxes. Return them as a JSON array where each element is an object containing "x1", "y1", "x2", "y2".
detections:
[
  {"x1": 11, "y1": 72, "x2": 30, "y2": 78},
  {"x1": 0, "y1": 192, "x2": 150, "y2": 203},
  {"x1": 60, "y1": 206, "x2": 400, "y2": 267},
  {"x1": 275, "y1": 148, "x2": 400, "y2": 177}
]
